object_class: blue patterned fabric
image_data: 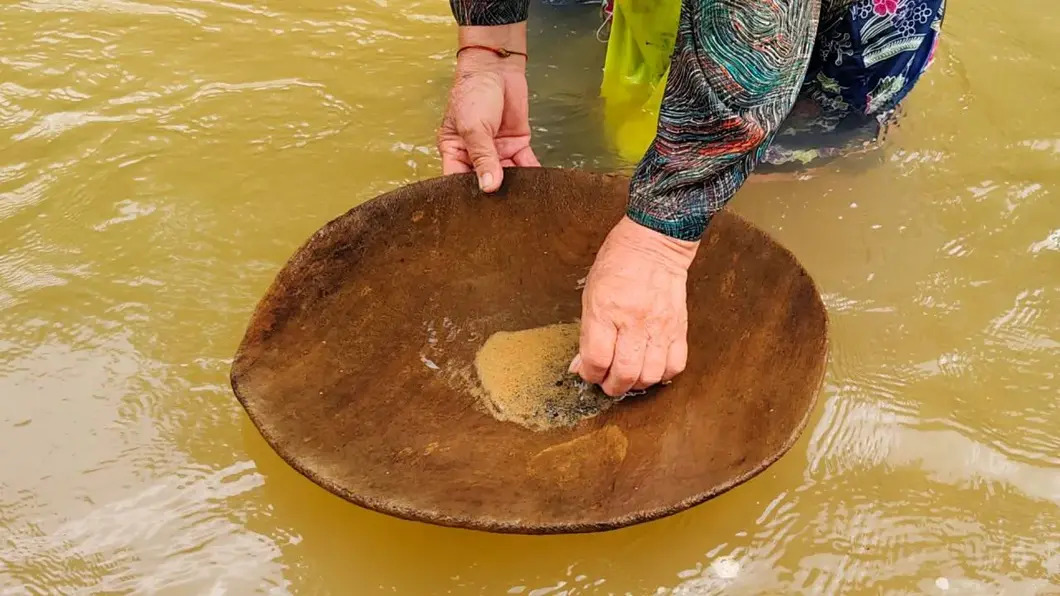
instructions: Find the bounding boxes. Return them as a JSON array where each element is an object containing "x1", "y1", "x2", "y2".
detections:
[
  {"x1": 807, "y1": 0, "x2": 945, "y2": 117},
  {"x1": 761, "y1": 0, "x2": 946, "y2": 171}
]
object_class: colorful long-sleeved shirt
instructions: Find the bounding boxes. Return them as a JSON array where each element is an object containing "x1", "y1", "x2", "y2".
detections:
[{"x1": 449, "y1": 0, "x2": 945, "y2": 241}]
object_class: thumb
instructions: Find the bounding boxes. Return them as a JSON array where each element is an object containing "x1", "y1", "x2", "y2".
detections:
[
  {"x1": 574, "y1": 316, "x2": 617, "y2": 386},
  {"x1": 461, "y1": 125, "x2": 503, "y2": 193}
]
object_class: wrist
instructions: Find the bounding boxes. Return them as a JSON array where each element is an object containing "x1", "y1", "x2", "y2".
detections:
[
  {"x1": 457, "y1": 23, "x2": 527, "y2": 72},
  {"x1": 614, "y1": 215, "x2": 699, "y2": 270}
]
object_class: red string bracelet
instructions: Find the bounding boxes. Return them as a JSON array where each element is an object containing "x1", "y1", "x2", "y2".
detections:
[{"x1": 456, "y1": 44, "x2": 528, "y2": 60}]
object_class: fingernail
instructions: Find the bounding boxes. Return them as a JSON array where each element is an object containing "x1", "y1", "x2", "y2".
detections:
[
  {"x1": 479, "y1": 172, "x2": 493, "y2": 190},
  {"x1": 568, "y1": 354, "x2": 581, "y2": 374}
]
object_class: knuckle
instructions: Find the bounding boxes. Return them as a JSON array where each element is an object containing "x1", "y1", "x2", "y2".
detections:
[
  {"x1": 614, "y1": 348, "x2": 643, "y2": 367},
  {"x1": 471, "y1": 154, "x2": 494, "y2": 168},
  {"x1": 612, "y1": 298, "x2": 647, "y2": 317},
  {"x1": 453, "y1": 114, "x2": 487, "y2": 138},
  {"x1": 436, "y1": 118, "x2": 454, "y2": 141},
  {"x1": 583, "y1": 359, "x2": 608, "y2": 374},
  {"x1": 587, "y1": 374, "x2": 607, "y2": 386},
  {"x1": 645, "y1": 324, "x2": 667, "y2": 342},
  {"x1": 582, "y1": 351, "x2": 611, "y2": 370},
  {"x1": 641, "y1": 371, "x2": 663, "y2": 385},
  {"x1": 454, "y1": 121, "x2": 479, "y2": 139},
  {"x1": 665, "y1": 361, "x2": 686, "y2": 377}
]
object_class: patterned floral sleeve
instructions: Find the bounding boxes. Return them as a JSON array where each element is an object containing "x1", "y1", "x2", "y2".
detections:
[
  {"x1": 626, "y1": 0, "x2": 821, "y2": 241},
  {"x1": 448, "y1": 0, "x2": 529, "y2": 26}
]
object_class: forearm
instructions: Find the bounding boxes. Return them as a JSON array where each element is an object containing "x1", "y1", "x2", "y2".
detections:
[
  {"x1": 626, "y1": 0, "x2": 819, "y2": 242},
  {"x1": 449, "y1": 1, "x2": 529, "y2": 70}
]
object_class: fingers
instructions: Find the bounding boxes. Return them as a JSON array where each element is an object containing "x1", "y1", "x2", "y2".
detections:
[
  {"x1": 441, "y1": 152, "x2": 473, "y2": 176},
  {"x1": 567, "y1": 353, "x2": 582, "y2": 375},
  {"x1": 573, "y1": 331, "x2": 687, "y2": 394},
  {"x1": 663, "y1": 339, "x2": 688, "y2": 382},
  {"x1": 511, "y1": 145, "x2": 541, "y2": 167},
  {"x1": 575, "y1": 317, "x2": 617, "y2": 385},
  {"x1": 441, "y1": 150, "x2": 528, "y2": 177},
  {"x1": 601, "y1": 330, "x2": 647, "y2": 397},
  {"x1": 633, "y1": 339, "x2": 668, "y2": 390},
  {"x1": 458, "y1": 124, "x2": 503, "y2": 192}
]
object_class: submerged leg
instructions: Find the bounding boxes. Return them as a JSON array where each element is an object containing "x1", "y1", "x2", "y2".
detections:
[{"x1": 756, "y1": 0, "x2": 946, "y2": 176}]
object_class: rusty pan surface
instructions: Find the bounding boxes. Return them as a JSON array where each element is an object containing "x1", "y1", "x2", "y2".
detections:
[{"x1": 230, "y1": 167, "x2": 829, "y2": 534}]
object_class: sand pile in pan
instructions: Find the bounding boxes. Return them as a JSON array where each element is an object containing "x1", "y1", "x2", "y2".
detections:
[{"x1": 473, "y1": 322, "x2": 626, "y2": 431}]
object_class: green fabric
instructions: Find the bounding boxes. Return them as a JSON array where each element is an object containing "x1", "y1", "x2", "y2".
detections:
[
  {"x1": 598, "y1": 0, "x2": 889, "y2": 173},
  {"x1": 599, "y1": 0, "x2": 681, "y2": 164}
]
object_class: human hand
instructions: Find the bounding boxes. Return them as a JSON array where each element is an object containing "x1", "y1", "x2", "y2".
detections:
[
  {"x1": 437, "y1": 24, "x2": 540, "y2": 192},
  {"x1": 569, "y1": 216, "x2": 700, "y2": 397}
]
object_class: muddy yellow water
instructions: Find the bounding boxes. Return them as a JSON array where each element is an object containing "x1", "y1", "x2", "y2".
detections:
[{"x1": 1, "y1": 0, "x2": 1056, "y2": 592}]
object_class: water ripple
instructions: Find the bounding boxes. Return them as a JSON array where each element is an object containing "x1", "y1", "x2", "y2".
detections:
[
  {"x1": 0, "y1": 0, "x2": 1057, "y2": 593},
  {"x1": 0, "y1": 461, "x2": 286, "y2": 593},
  {"x1": 14, "y1": 0, "x2": 207, "y2": 24},
  {"x1": 13, "y1": 110, "x2": 139, "y2": 142}
]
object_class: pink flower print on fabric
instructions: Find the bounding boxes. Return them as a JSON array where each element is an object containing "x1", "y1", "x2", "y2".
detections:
[
  {"x1": 873, "y1": 0, "x2": 900, "y2": 15},
  {"x1": 927, "y1": 35, "x2": 939, "y2": 66}
]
